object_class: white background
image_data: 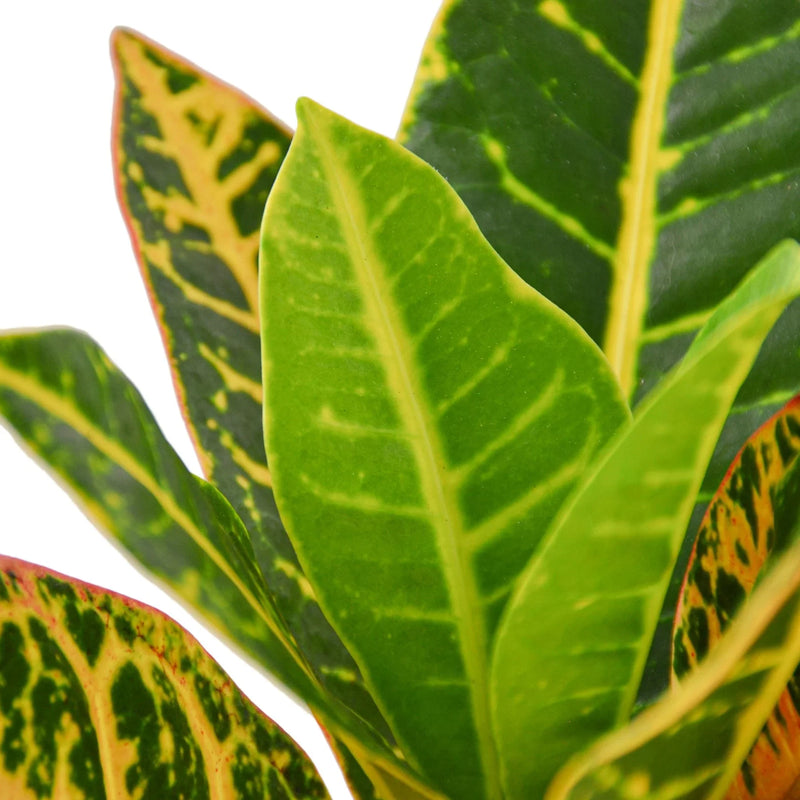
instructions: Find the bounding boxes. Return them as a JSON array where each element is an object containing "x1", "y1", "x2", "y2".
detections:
[{"x1": 0, "y1": 3, "x2": 442, "y2": 797}]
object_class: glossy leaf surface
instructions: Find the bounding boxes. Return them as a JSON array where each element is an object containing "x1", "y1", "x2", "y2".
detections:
[
  {"x1": 111, "y1": 28, "x2": 381, "y2": 733},
  {"x1": 545, "y1": 531, "x2": 800, "y2": 800},
  {"x1": 0, "y1": 329, "x2": 435, "y2": 798},
  {"x1": 491, "y1": 240, "x2": 800, "y2": 799},
  {"x1": 260, "y1": 99, "x2": 629, "y2": 800},
  {"x1": 402, "y1": 0, "x2": 800, "y2": 404},
  {"x1": 0, "y1": 555, "x2": 328, "y2": 800},
  {"x1": 673, "y1": 396, "x2": 800, "y2": 799},
  {"x1": 403, "y1": 0, "x2": 800, "y2": 713},
  {"x1": 0, "y1": 329, "x2": 313, "y2": 702}
]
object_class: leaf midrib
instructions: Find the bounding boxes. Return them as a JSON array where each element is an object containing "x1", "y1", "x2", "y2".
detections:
[
  {"x1": 0, "y1": 361, "x2": 307, "y2": 679},
  {"x1": 308, "y1": 114, "x2": 502, "y2": 798},
  {"x1": 605, "y1": 0, "x2": 684, "y2": 397},
  {"x1": 118, "y1": 33, "x2": 269, "y2": 316}
]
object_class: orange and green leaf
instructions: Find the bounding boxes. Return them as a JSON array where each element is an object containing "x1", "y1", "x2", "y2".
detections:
[
  {"x1": 110, "y1": 28, "x2": 389, "y2": 741},
  {"x1": 0, "y1": 554, "x2": 328, "y2": 800},
  {"x1": 545, "y1": 529, "x2": 800, "y2": 800},
  {"x1": 673, "y1": 394, "x2": 800, "y2": 799}
]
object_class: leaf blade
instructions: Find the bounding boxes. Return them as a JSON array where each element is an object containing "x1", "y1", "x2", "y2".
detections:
[
  {"x1": 0, "y1": 327, "x2": 443, "y2": 797},
  {"x1": 401, "y1": 1, "x2": 800, "y2": 404},
  {"x1": 0, "y1": 329, "x2": 312, "y2": 702},
  {"x1": 490, "y1": 240, "x2": 800, "y2": 799},
  {"x1": 0, "y1": 554, "x2": 329, "y2": 800},
  {"x1": 673, "y1": 396, "x2": 800, "y2": 799},
  {"x1": 261, "y1": 98, "x2": 629, "y2": 800},
  {"x1": 111, "y1": 28, "x2": 385, "y2": 737},
  {"x1": 544, "y1": 530, "x2": 800, "y2": 800}
]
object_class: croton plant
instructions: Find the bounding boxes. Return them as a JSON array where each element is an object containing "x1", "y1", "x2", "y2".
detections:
[{"x1": 1, "y1": 2, "x2": 800, "y2": 799}]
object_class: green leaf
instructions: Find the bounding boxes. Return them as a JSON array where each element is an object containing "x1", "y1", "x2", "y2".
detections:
[
  {"x1": 0, "y1": 328, "x2": 439, "y2": 798},
  {"x1": 544, "y1": 531, "x2": 800, "y2": 800},
  {"x1": 260, "y1": 98, "x2": 629, "y2": 800},
  {"x1": 490, "y1": 240, "x2": 800, "y2": 799},
  {"x1": 111, "y1": 28, "x2": 386, "y2": 741},
  {"x1": 0, "y1": 554, "x2": 329, "y2": 799},
  {"x1": 403, "y1": 0, "x2": 800, "y2": 716},
  {"x1": 672, "y1": 396, "x2": 800, "y2": 798},
  {"x1": 0, "y1": 329, "x2": 312, "y2": 703},
  {"x1": 401, "y1": 1, "x2": 800, "y2": 403}
]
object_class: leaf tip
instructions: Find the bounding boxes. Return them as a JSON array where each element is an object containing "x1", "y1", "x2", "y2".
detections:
[
  {"x1": 295, "y1": 96, "x2": 329, "y2": 127},
  {"x1": 109, "y1": 26, "x2": 140, "y2": 62}
]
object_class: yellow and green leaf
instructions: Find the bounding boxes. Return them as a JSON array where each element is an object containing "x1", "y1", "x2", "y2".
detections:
[
  {"x1": 0, "y1": 329, "x2": 312, "y2": 705},
  {"x1": 544, "y1": 528, "x2": 800, "y2": 800},
  {"x1": 402, "y1": 0, "x2": 800, "y2": 405},
  {"x1": 490, "y1": 240, "x2": 800, "y2": 799},
  {"x1": 111, "y1": 28, "x2": 389, "y2": 745},
  {"x1": 0, "y1": 554, "x2": 329, "y2": 800},
  {"x1": 401, "y1": 0, "x2": 800, "y2": 497},
  {"x1": 260, "y1": 99, "x2": 630, "y2": 800},
  {"x1": 0, "y1": 328, "x2": 431, "y2": 798},
  {"x1": 402, "y1": 0, "x2": 800, "y2": 712},
  {"x1": 673, "y1": 395, "x2": 800, "y2": 799}
]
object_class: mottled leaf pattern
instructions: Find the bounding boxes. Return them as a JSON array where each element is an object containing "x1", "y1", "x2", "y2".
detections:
[
  {"x1": 491, "y1": 241, "x2": 800, "y2": 799},
  {"x1": 111, "y1": 28, "x2": 384, "y2": 736},
  {"x1": 0, "y1": 329, "x2": 316, "y2": 705},
  {"x1": 0, "y1": 555, "x2": 328, "y2": 800},
  {"x1": 261, "y1": 99, "x2": 629, "y2": 800},
  {"x1": 0, "y1": 327, "x2": 429, "y2": 800},
  {"x1": 673, "y1": 396, "x2": 800, "y2": 799},
  {"x1": 545, "y1": 532, "x2": 800, "y2": 800}
]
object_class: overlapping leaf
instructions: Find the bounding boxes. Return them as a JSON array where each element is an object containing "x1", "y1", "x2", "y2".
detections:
[
  {"x1": 0, "y1": 329, "x2": 312, "y2": 703},
  {"x1": 401, "y1": 0, "x2": 800, "y2": 405},
  {"x1": 0, "y1": 555, "x2": 328, "y2": 799},
  {"x1": 260, "y1": 98, "x2": 629, "y2": 800},
  {"x1": 490, "y1": 240, "x2": 800, "y2": 799},
  {"x1": 673, "y1": 396, "x2": 800, "y2": 799},
  {"x1": 401, "y1": 0, "x2": 800, "y2": 712},
  {"x1": 111, "y1": 28, "x2": 382, "y2": 733},
  {"x1": 544, "y1": 531, "x2": 800, "y2": 800},
  {"x1": 0, "y1": 329, "x2": 436, "y2": 799}
]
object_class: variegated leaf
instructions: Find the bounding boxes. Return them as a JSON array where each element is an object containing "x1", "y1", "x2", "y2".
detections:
[
  {"x1": 491, "y1": 240, "x2": 800, "y2": 799},
  {"x1": 545, "y1": 531, "x2": 800, "y2": 800},
  {"x1": 0, "y1": 329, "x2": 312, "y2": 704},
  {"x1": 673, "y1": 395, "x2": 800, "y2": 799},
  {"x1": 401, "y1": 0, "x2": 800, "y2": 404},
  {"x1": 261, "y1": 98, "x2": 629, "y2": 800},
  {"x1": 0, "y1": 555, "x2": 328, "y2": 800},
  {"x1": 0, "y1": 328, "x2": 433, "y2": 800},
  {"x1": 401, "y1": 5, "x2": 800, "y2": 624},
  {"x1": 111, "y1": 28, "x2": 385, "y2": 738}
]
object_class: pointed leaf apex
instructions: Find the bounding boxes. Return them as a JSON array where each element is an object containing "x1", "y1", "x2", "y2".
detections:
[{"x1": 295, "y1": 96, "x2": 332, "y2": 127}]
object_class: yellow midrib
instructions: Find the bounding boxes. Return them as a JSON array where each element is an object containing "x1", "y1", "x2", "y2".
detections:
[
  {"x1": 8, "y1": 573, "x2": 128, "y2": 800},
  {"x1": 604, "y1": 0, "x2": 684, "y2": 398},
  {"x1": 120, "y1": 36, "x2": 269, "y2": 317},
  {"x1": 307, "y1": 109, "x2": 501, "y2": 798},
  {"x1": 0, "y1": 361, "x2": 309, "y2": 682}
]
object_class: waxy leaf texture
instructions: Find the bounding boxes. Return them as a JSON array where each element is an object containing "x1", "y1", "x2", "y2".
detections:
[
  {"x1": 402, "y1": 0, "x2": 800, "y2": 405},
  {"x1": 261, "y1": 98, "x2": 629, "y2": 800},
  {"x1": 0, "y1": 555, "x2": 328, "y2": 800},
  {"x1": 674, "y1": 396, "x2": 800, "y2": 799},
  {"x1": 111, "y1": 28, "x2": 385, "y2": 740},
  {"x1": 403, "y1": 0, "x2": 800, "y2": 716},
  {"x1": 491, "y1": 240, "x2": 800, "y2": 799}
]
